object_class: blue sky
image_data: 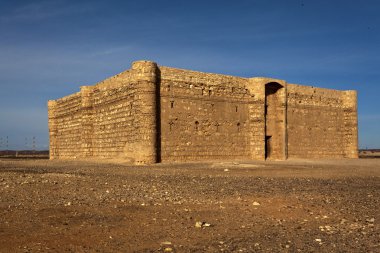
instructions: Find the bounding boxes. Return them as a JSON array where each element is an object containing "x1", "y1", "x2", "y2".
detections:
[{"x1": 0, "y1": 0, "x2": 379, "y2": 150}]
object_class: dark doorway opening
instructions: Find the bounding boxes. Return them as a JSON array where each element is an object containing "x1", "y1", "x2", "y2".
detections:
[
  {"x1": 265, "y1": 135, "x2": 272, "y2": 159},
  {"x1": 265, "y1": 82, "x2": 284, "y2": 160}
]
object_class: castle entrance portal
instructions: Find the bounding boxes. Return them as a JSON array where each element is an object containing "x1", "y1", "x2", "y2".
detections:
[{"x1": 265, "y1": 82, "x2": 285, "y2": 160}]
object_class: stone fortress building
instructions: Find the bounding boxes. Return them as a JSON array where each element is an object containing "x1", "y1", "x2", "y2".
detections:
[{"x1": 48, "y1": 60, "x2": 358, "y2": 164}]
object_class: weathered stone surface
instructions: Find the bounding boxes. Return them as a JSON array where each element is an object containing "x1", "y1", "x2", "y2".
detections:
[{"x1": 47, "y1": 60, "x2": 358, "y2": 163}]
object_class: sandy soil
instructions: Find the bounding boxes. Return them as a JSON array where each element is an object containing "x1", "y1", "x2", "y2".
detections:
[{"x1": 0, "y1": 158, "x2": 379, "y2": 252}]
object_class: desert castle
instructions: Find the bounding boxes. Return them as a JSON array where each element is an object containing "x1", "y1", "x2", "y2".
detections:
[{"x1": 48, "y1": 60, "x2": 358, "y2": 163}]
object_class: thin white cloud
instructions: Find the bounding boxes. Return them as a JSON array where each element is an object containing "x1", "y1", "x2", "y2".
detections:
[
  {"x1": 0, "y1": 0, "x2": 96, "y2": 23},
  {"x1": 89, "y1": 45, "x2": 135, "y2": 57}
]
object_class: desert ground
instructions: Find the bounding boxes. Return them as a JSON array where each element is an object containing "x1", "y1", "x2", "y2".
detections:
[{"x1": 0, "y1": 158, "x2": 379, "y2": 252}]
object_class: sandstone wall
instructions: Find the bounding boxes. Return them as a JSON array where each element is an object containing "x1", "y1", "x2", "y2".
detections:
[
  {"x1": 159, "y1": 67, "x2": 261, "y2": 162},
  {"x1": 48, "y1": 60, "x2": 358, "y2": 163},
  {"x1": 342, "y1": 90, "x2": 358, "y2": 158},
  {"x1": 48, "y1": 93, "x2": 82, "y2": 158},
  {"x1": 286, "y1": 84, "x2": 358, "y2": 158},
  {"x1": 48, "y1": 61, "x2": 159, "y2": 163},
  {"x1": 90, "y1": 82, "x2": 137, "y2": 158}
]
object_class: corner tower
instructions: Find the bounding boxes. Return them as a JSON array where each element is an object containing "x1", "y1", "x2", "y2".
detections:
[
  {"x1": 343, "y1": 90, "x2": 358, "y2": 158},
  {"x1": 123, "y1": 61, "x2": 160, "y2": 164}
]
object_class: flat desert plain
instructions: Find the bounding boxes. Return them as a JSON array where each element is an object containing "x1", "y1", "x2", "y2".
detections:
[{"x1": 0, "y1": 158, "x2": 379, "y2": 252}]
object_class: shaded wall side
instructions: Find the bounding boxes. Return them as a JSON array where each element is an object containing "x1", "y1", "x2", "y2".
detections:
[
  {"x1": 287, "y1": 84, "x2": 346, "y2": 158},
  {"x1": 159, "y1": 67, "x2": 254, "y2": 162}
]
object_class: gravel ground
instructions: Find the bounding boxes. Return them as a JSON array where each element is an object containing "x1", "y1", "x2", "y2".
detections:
[{"x1": 0, "y1": 158, "x2": 379, "y2": 252}]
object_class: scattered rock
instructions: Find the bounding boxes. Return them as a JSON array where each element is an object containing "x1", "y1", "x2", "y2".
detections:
[
  {"x1": 161, "y1": 241, "x2": 173, "y2": 252},
  {"x1": 195, "y1": 221, "x2": 212, "y2": 228},
  {"x1": 252, "y1": 202, "x2": 261, "y2": 206}
]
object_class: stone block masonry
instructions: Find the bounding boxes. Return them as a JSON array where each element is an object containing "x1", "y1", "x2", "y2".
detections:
[{"x1": 48, "y1": 60, "x2": 358, "y2": 163}]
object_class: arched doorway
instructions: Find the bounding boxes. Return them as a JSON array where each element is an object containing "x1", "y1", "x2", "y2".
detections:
[{"x1": 265, "y1": 82, "x2": 285, "y2": 160}]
